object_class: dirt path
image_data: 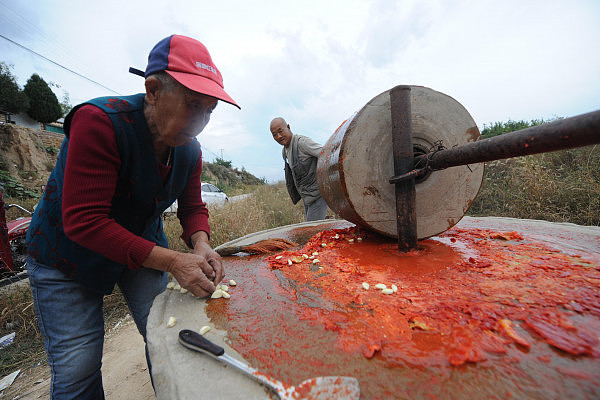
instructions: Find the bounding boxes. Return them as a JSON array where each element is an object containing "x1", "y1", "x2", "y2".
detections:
[{"x1": 2, "y1": 317, "x2": 155, "y2": 399}]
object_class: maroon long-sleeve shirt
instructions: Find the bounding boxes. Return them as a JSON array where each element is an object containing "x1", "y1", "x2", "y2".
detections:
[{"x1": 61, "y1": 104, "x2": 210, "y2": 270}]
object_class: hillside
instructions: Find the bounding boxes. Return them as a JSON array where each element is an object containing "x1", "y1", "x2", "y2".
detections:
[
  {"x1": 0, "y1": 124, "x2": 264, "y2": 198},
  {"x1": 201, "y1": 160, "x2": 265, "y2": 188},
  {"x1": 0, "y1": 124, "x2": 57, "y2": 197}
]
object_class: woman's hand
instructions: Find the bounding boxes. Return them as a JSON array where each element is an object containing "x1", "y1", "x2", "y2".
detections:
[
  {"x1": 143, "y1": 230, "x2": 224, "y2": 297},
  {"x1": 166, "y1": 251, "x2": 222, "y2": 297},
  {"x1": 192, "y1": 240, "x2": 224, "y2": 285}
]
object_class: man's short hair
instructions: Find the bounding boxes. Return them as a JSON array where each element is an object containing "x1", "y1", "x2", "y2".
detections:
[{"x1": 148, "y1": 71, "x2": 179, "y2": 93}]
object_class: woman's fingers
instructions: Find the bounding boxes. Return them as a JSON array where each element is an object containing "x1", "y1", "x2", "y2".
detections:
[
  {"x1": 170, "y1": 251, "x2": 225, "y2": 297},
  {"x1": 198, "y1": 258, "x2": 216, "y2": 281},
  {"x1": 192, "y1": 271, "x2": 216, "y2": 296},
  {"x1": 208, "y1": 257, "x2": 224, "y2": 285}
]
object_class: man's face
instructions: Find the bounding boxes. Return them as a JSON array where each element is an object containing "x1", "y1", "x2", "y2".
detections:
[
  {"x1": 153, "y1": 81, "x2": 218, "y2": 147},
  {"x1": 270, "y1": 120, "x2": 293, "y2": 147}
]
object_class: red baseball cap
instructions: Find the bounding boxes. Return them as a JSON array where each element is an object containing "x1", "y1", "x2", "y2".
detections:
[{"x1": 130, "y1": 35, "x2": 240, "y2": 109}]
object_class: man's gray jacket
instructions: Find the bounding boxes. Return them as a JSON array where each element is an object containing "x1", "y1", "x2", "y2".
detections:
[{"x1": 283, "y1": 134, "x2": 322, "y2": 206}]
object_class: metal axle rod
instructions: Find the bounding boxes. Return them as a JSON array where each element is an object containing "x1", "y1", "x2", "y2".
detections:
[{"x1": 412, "y1": 109, "x2": 600, "y2": 173}]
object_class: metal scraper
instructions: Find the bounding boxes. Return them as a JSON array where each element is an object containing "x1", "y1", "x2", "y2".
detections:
[{"x1": 178, "y1": 329, "x2": 360, "y2": 400}]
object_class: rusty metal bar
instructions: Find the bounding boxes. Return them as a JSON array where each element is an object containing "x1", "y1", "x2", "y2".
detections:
[
  {"x1": 390, "y1": 85, "x2": 417, "y2": 251},
  {"x1": 413, "y1": 110, "x2": 600, "y2": 171},
  {"x1": 389, "y1": 168, "x2": 428, "y2": 184}
]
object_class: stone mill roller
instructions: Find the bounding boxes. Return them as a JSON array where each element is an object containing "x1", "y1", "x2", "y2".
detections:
[{"x1": 316, "y1": 85, "x2": 600, "y2": 250}]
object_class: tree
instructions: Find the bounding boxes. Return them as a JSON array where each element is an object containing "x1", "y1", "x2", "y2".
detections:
[
  {"x1": 23, "y1": 73, "x2": 62, "y2": 123},
  {"x1": 49, "y1": 81, "x2": 72, "y2": 117},
  {"x1": 0, "y1": 62, "x2": 30, "y2": 113},
  {"x1": 59, "y1": 91, "x2": 72, "y2": 117}
]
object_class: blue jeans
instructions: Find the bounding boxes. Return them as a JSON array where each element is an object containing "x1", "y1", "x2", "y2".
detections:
[{"x1": 27, "y1": 256, "x2": 167, "y2": 400}]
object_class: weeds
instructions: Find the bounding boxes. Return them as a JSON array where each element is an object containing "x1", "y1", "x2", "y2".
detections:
[
  {"x1": 0, "y1": 283, "x2": 134, "y2": 378},
  {"x1": 3, "y1": 197, "x2": 38, "y2": 221},
  {"x1": 0, "y1": 284, "x2": 44, "y2": 377},
  {"x1": 468, "y1": 146, "x2": 600, "y2": 226},
  {"x1": 163, "y1": 182, "x2": 306, "y2": 251},
  {"x1": 0, "y1": 171, "x2": 40, "y2": 200}
]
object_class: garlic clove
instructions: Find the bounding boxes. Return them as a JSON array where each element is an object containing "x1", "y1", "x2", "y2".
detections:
[
  {"x1": 166, "y1": 316, "x2": 177, "y2": 328},
  {"x1": 199, "y1": 325, "x2": 211, "y2": 335}
]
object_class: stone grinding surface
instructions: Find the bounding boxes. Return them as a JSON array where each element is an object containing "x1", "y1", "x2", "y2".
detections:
[{"x1": 149, "y1": 217, "x2": 600, "y2": 399}]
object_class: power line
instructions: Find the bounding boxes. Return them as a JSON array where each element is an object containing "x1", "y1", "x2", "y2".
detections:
[
  {"x1": 0, "y1": 33, "x2": 121, "y2": 95},
  {"x1": 0, "y1": 3, "x2": 101, "y2": 87},
  {"x1": 201, "y1": 145, "x2": 222, "y2": 161}
]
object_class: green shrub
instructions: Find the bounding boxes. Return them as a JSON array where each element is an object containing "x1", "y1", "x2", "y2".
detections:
[
  {"x1": 45, "y1": 146, "x2": 59, "y2": 156},
  {"x1": 481, "y1": 118, "x2": 560, "y2": 138},
  {"x1": 214, "y1": 157, "x2": 232, "y2": 168},
  {"x1": 0, "y1": 170, "x2": 40, "y2": 199}
]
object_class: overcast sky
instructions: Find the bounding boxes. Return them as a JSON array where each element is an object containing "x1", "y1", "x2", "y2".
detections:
[{"x1": 1, "y1": 0, "x2": 599, "y2": 182}]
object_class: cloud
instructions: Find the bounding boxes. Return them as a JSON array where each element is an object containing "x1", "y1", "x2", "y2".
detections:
[{"x1": 1, "y1": 0, "x2": 599, "y2": 183}]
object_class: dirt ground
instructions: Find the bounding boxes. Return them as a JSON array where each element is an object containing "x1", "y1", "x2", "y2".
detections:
[{"x1": 1, "y1": 317, "x2": 155, "y2": 399}]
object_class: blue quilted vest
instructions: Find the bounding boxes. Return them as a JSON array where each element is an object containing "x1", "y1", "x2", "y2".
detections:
[{"x1": 26, "y1": 94, "x2": 201, "y2": 294}]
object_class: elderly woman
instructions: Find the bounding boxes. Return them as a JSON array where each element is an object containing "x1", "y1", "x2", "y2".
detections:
[{"x1": 26, "y1": 35, "x2": 239, "y2": 399}]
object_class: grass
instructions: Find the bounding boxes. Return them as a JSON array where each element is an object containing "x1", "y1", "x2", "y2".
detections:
[
  {"x1": 0, "y1": 284, "x2": 131, "y2": 379},
  {"x1": 163, "y1": 182, "x2": 306, "y2": 252},
  {"x1": 1, "y1": 147, "x2": 599, "y2": 379},
  {"x1": 0, "y1": 284, "x2": 45, "y2": 376},
  {"x1": 2, "y1": 197, "x2": 38, "y2": 221},
  {"x1": 468, "y1": 145, "x2": 600, "y2": 226}
]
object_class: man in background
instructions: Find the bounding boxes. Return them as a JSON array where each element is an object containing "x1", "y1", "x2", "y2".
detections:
[{"x1": 270, "y1": 117, "x2": 328, "y2": 221}]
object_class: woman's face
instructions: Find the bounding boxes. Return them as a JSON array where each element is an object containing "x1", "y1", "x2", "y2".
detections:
[{"x1": 150, "y1": 79, "x2": 218, "y2": 147}]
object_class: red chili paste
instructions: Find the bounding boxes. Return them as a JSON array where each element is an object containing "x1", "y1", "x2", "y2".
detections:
[
  {"x1": 207, "y1": 226, "x2": 600, "y2": 399},
  {"x1": 264, "y1": 227, "x2": 599, "y2": 367}
]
